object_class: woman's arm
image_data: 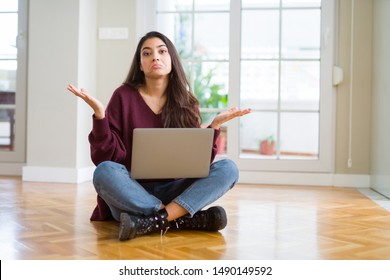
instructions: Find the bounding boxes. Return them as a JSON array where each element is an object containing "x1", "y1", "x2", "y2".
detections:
[
  {"x1": 67, "y1": 84, "x2": 127, "y2": 165},
  {"x1": 208, "y1": 107, "x2": 251, "y2": 162},
  {"x1": 67, "y1": 84, "x2": 105, "y2": 119},
  {"x1": 210, "y1": 107, "x2": 252, "y2": 129}
]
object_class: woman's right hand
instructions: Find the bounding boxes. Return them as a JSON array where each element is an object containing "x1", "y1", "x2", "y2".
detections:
[{"x1": 67, "y1": 84, "x2": 105, "y2": 119}]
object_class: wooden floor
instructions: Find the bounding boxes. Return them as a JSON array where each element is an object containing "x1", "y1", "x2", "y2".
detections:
[{"x1": 1, "y1": 176, "x2": 390, "y2": 260}]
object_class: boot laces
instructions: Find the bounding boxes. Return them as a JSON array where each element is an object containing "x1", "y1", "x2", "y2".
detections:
[
  {"x1": 177, "y1": 211, "x2": 209, "y2": 230},
  {"x1": 135, "y1": 213, "x2": 169, "y2": 236}
]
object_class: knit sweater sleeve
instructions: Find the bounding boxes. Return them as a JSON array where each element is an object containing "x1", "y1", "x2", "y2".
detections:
[{"x1": 210, "y1": 126, "x2": 220, "y2": 162}]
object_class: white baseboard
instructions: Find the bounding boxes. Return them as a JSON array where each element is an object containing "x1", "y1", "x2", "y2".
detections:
[
  {"x1": 239, "y1": 171, "x2": 371, "y2": 188},
  {"x1": 16, "y1": 166, "x2": 370, "y2": 188},
  {"x1": 22, "y1": 165, "x2": 95, "y2": 183}
]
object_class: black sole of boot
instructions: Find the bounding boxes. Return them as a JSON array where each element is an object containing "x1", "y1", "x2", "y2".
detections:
[
  {"x1": 208, "y1": 206, "x2": 227, "y2": 231},
  {"x1": 119, "y1": 212, "x2": 136, "y2": 241}
]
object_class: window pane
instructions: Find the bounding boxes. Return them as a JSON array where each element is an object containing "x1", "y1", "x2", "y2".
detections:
[
  {"x1": 0, "y1": 60, "x2": 16, "y2": 152},
  {"x1": 0, "y1": 1, "x2": 18, "y2": 12},
  {"x1": 240, "y1": 61, "x2": 279, "y2": 110},
  {"x1": 194, "y1": 0, "x2": 230, "y2": 11},
  {"x1": 194, "y1": 13, "x2": 229, "y2": 60},
  {"x1": 0, "y1": 108, "x2": 14, "y2": 150},
  {"x1": 193, "y1": 61, "x2": 229, "y2": 108},
  {"x1": 157, "y1": 13, "x2": 192, "y2": 58},
  {"x1": 281, "y1": 61, "x2": 320, "y2": 111},
  {"x1": 0, "y1": 14, "x2": 18, "y2": 59},
  {"x1": 0, "y1": 0, "x2": 24, "y2": 156},
  {"x1": 157, "y1": 0, "x2": 193, "y2": 12},
  {"x1": 199, "y1": 111, "x2": 217, "y2": 126},
  {"x1": 282, "y1": 9, "x2": 321, "y2": 59},
  {"x1": 280, "y1": 112, "x2": 319, "y2": 159},
  {"x1": 282, "y1": 0, "x2": 321, "y2": 8},
  {"x1": 0, "y1": 60, "x2": 17, "y2": 92},
  {"x1": 240, "y1": 112, "x2": 278, "y2": 158},
  {"x1": 242, "y1": 0, "x2": 280, "y2": 8},
  {"x1": 241, "y1": 10, "x2": 279, "y2": 59}
]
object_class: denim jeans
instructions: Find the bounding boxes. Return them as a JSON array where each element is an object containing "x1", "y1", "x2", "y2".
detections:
[{"x1": 92, "y1": 159, "x2": 239, "y2": 221}]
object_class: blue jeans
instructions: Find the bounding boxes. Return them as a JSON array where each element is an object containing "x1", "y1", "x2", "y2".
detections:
[{"x1": 92, "y1": 159, "x2": 239, "y2": 221}]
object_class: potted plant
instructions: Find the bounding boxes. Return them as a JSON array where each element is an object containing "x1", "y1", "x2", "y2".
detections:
[{"x1": 260, "y1": 135, "x2": 276, "y2": 155}]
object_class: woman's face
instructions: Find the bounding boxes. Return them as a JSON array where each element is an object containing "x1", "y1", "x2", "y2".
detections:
[{"x1": 140, "y1": 37, "x2": 172, "y2": 79}]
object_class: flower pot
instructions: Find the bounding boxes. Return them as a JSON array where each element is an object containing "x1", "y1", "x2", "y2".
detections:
[{"x1": 260, "y1": 139, "x2": 275, "y2": 155}]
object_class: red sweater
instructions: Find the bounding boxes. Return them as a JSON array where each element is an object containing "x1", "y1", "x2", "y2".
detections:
[{"x1": 89, "y1": 85, "x2": 220, "y2": 221}]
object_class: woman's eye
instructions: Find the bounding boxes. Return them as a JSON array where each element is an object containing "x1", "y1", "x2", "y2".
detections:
[{"x1": 142, "y1": 52, "x2": 150, "y2": 56}]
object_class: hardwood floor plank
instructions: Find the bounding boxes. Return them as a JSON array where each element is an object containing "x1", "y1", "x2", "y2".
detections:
[{"x1": 1, "y1": 176, "x2": 390, "y2": 260}]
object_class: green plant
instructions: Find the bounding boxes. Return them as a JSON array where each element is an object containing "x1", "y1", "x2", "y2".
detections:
[
  {"x1": 192, "y1": 64, "x2": 227, "y2": 109},
  {"x1": 263, "y1": 135, "x2": 275, "y2": 145},
  {"x1": 175, "y1": 14, "x2": 227, "y2": 118},
  {"x1": 183, "y1": 63, "x2": 228, "y2": 124}
]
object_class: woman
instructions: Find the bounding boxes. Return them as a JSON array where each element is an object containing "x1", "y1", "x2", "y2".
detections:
[{"x1": 67, "y1": 31, "x2": 251, "y2": 241}]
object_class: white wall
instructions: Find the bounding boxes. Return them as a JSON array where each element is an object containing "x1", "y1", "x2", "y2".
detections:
[
  {"x1": 96, "y1": 0, "x2": 136, "y2": 106},
  {"x1": 22, "y1": 0, "x2": 137, "y2": 183},
  {"x1": 370, "y1": 0, "x2": 390, "y2": 197},
  {"x1": 23, "y1": 0, "x2": 97, "y2": 183},
  {"x1": 336, "y1": 0, "x2": 372, "y2": 175},
  {"x1": 77, "y1": 0, "x2": 97, "y2": 168}
]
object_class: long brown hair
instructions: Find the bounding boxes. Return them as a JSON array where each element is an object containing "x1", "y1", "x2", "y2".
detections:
[{"x1": 124, "y1": 31, "x2": 201, "y2": 128}]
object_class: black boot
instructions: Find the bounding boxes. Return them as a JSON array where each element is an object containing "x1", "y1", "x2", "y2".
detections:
[
  {"x1": 171, "y1": 206, "x2": 227, "y2": 231},
  {"x1": 119, "y1": 209, "x2": 169, "y2": 241}
]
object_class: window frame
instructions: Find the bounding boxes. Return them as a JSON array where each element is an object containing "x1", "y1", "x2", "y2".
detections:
[
  {"x1": 137, "y1": 0, "x2": 336, "y2": 174},
  {"x1": 0, "y1": 0, "x2": 28, "y2": 164}
]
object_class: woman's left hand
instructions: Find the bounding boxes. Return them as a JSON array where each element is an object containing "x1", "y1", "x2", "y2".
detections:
[{"x1": 210, "y1": 107, "x2": 252, "y2": 129}]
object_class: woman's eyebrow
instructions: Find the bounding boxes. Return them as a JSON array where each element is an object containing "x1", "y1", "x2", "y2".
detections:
[{"x1": 141, "y1": 44, "x2": 167, "y2": 51}]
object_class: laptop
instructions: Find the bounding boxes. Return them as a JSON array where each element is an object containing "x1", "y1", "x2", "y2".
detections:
[{"x1": 131, "y1": 128, "x2": 214, "y2": 179}]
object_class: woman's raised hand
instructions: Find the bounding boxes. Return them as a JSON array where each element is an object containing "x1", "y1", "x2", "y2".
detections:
[
  {"x1": 67, "y1": 84, "x2": 105, "y2": 119},
  {"x1": 210, "y1": 107, "x2": 252, "y2": 129}
]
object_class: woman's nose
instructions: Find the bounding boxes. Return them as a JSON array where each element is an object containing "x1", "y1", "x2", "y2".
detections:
[{"x1": 152, "y1": 52, "x2": 160, "y2": 61}]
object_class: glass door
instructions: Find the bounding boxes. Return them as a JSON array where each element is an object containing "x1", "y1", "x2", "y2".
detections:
[
  {"x1": 230, "y1": 0, "x2": 335, "y2": 173},
  {"x1": 144, "y1": 0, "x2": 335, "y2": 174},
  {"x1": 0, "y1": 0, "x2": 27, "y2": 163}
]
